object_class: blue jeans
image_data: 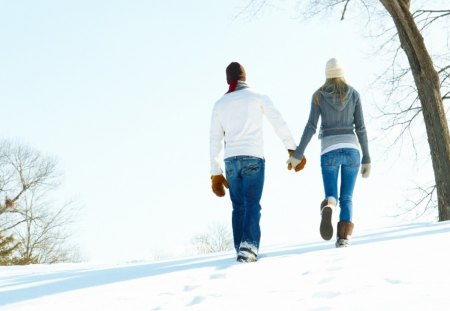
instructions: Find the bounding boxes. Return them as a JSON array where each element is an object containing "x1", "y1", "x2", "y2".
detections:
[
  {"x1": 320, "y1": 148, "x2": 360, "y2": 222},
  {"x1": 224, "y1": 156, "x2": 265, "y2": 253}
]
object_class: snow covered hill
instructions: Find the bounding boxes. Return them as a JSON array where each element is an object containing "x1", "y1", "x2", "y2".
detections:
[{"x1": 1, "y1": 221, "x2": 450, "y2": 311}]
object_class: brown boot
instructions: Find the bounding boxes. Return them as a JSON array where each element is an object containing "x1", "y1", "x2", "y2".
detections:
[
  {"x1": 335, "y1": 221, "x2": 354, "y2": 248},
  {"x1": 319, "y1": 199, "x2": 336, "y2": 241}
]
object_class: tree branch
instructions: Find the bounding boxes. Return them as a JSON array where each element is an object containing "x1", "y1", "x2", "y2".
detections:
[
  {"x1": 413, "y1": 10, "x2": 450, "y2": 31},
  {"x1": 341, "y1": 0, "x2": 351, "y2": 20}
]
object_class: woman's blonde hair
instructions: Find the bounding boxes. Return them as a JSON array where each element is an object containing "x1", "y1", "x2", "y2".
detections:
[{"x1": 313, "y1": 77, "x2": 349, "y2": 105}]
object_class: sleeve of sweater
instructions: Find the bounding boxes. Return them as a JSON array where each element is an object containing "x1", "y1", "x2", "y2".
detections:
[
  {"x1": 353, "y1": 92, "x2": 371, "y2": 164},
  {"x1": 209, "y1": 104, "x2": 224, "y2": 175},
  {"x1": 293, "y1": 97, "x2": 320, "y2": 160},
  {"x1": 261, "y1": 95, "x2": 297, "y2": 150}
]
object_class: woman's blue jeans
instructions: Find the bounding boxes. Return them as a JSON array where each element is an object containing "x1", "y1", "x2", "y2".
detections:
[
  {"x1": 320, "y1": 148, "x2": 360, "y2": 222},
  {"x1": 225, "y1": 156, "x2": 265, "y2": 253}
]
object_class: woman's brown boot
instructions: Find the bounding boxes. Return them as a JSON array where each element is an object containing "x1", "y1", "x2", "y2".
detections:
[
  {"x1": 320, "y1": 199, "x2": 336, "y2": 240},
  {"x1": 335, "y1": 221, "x2": 354, "y2": 248}
]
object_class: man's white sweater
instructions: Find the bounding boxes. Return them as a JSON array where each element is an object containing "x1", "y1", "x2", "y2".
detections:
[{"x1": 209, "y1": 86, "x2": 296, "y2": 175}]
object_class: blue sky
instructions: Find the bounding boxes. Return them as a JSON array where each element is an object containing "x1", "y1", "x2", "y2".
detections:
[{"x1": 0, "y1": 1, "x2": 440, "y2": 262}]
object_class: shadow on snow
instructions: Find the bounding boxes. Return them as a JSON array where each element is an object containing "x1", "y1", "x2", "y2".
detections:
[{"x1": 0, "y1": 221, "x2": 449, "y2": 306}]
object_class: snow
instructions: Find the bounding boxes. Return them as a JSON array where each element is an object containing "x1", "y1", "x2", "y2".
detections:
[{"x1": 1, "y1": 221, "x2": 450, "y2": 311}]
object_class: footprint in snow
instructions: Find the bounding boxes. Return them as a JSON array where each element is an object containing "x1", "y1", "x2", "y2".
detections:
[
  {"x1": 209, "y1": 273, "x2": 226, "y2": 280},
  {"x1": 186, "y1": 296, "x2": 206, "y2": 306}
]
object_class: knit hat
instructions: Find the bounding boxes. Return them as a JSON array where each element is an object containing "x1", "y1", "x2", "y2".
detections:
[
  {"x1": 226, "y1": 62, "x2": 246, "y2": 85},
  {"x1": 325, "y1": 58, "x2": 344, "y2": 79}
]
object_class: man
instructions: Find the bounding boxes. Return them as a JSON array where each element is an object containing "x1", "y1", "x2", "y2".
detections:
[{"x1": 209, "y1": 62, "x2": 305, "y2": 262}]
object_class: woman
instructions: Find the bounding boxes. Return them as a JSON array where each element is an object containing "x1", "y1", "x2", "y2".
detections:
[{"x1": 287, "y1": 58, "x2": 371, "y2": 247}]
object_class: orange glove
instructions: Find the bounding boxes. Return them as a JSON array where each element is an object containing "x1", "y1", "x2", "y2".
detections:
[
  {"x1": 211, "y1": 175, "x2": 229, "y2": 197},
  {"x1": 287, "y1": 156, "x2": 307, "y2": 172}
]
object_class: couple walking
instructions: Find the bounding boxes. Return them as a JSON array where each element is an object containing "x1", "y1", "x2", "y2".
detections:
[{"x1": 209, "y1": 59, "x2": 371, "y2": 263}]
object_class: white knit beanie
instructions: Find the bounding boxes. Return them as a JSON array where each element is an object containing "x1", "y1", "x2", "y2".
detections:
[{"x1": 325, "y1": 58, "x2": 344, "y2": 79}]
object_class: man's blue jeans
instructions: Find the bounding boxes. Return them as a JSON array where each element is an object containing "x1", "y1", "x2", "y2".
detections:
[
  {"x1": 224, "y1": 156, "x2": 265, "y2": 253},
  {"x1": 320, "y1": 148, "x2": 360, "y2": 222}
]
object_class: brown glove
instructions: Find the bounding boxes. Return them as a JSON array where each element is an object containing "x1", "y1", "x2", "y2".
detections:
[
  {"x1": 211, "y1": 175, "x2": 229, "y2": 197},
  {"x1": 287, "y1": 156, "x2": 307, "y2": 172}
]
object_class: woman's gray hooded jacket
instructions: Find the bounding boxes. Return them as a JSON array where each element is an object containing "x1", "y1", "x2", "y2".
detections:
[{"x1": 293, "y1": 86, "x2": 371, "y2": 164}]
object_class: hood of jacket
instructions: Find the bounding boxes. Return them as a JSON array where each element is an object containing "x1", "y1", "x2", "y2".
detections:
[{"x1": 318, "y1": 86, "x2": 354, "y2": 112}]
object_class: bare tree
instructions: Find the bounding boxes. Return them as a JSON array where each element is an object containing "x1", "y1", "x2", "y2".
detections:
[
  {"x1": 13, "y1": 190, "x2": 79, "y2": 264},
  {"x1": 0, "y1": 140, "x2": 79, "y2": 264},
  {"x1": 369, "y1": 4, "x2": 450, "y2": 217},
  {"x1": 191, "y1": 223, "x2": 233, "y2": 254},
  {"x1": 244, "y1": 0, "x2": 450, "y2": 221},
  {"x1": 379, "y1": 1, "x2": 450, "y2": 221}
]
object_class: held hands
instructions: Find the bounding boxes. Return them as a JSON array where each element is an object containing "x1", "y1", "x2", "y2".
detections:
[
  {"x1": 211, "y1": 174, "x2": 229, "y2": 197},
  {"x1": 360, "y1": 163, "x2": 371, "y2": 178},
  {"x1": 286, "y1": 155, "x2": 307, "y2": 172}
]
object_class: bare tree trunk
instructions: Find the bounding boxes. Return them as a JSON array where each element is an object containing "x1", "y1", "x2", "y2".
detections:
[{"x1": 379, "y1": 0, "x2": 450, "y2": 220}]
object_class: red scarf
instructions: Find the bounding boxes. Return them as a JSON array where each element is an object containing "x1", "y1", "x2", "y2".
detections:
[{"x1": 226, "y1": 80, "x2": 238, "y2": 94}]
